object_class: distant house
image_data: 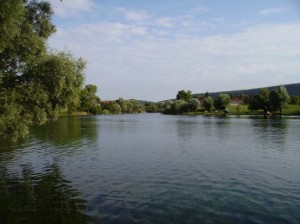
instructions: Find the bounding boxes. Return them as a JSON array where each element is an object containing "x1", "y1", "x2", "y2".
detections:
[
  {"x1": 230, "y1": 96, "x2": 244, "y2": 105},
  {"x1": 198, "y1": 98, "x2": 205, "y2": 106},
  {"x1": 100, "y1": 100, "x2": 112, "y2": 105}
]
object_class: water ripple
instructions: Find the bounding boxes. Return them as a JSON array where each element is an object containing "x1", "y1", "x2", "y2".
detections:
[{"x1": 1, "y1": 114, "x2": 300, "y2": 223}]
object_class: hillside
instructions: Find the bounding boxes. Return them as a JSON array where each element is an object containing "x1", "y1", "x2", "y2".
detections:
[{"x1": 193, "y1": 83, "x2": 300, "y2": 99}]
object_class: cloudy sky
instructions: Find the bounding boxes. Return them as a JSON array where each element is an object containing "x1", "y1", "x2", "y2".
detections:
[{"x1": 48, "y1": 0, "x2": 300, "y2": 101}]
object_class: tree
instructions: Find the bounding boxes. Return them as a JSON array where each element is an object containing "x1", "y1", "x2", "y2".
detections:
[
  {"x1": 260, "y1": 88, "x2": 269, "y2": 106},
  {"x1": 129, "y1": 99, "x2": 143, "y2": 113},
  {"x1": 104, "y1": 101, "x2": 122, "y2": 114},
  {"x1": 114, "y1": 98, "x2": 144, "y2": 114},
  {"x1": 0, "y1": 1, "x2": 85, "y2": 140},
  {"x1": 214, "y1": 93, "x2": 230, "y2": 111},
  {"x1": 145, "y1": 103, "x2": 159, "y2": 113},
  {"x1": 248, "y1": 88, "x2": 270, "y2": 112},
  {"x1": 202, "y1": 96, "x2": 214, "y2": 112},
  {"x1": 116, "y1": 98, "x2": 127, "y2": 113},
  {"x1": 79, "y1": 84, "x2": 99, "y2": 114},
  {"x1": 290, "y1": 96, "x2": 300, "y2": 105},
  {"x1": 248, "y1": 94, "x2": 262, "y2": 111},
  {"x1": 171, "y1": 100, "x2": 187, "y2": 114},
  {"x1": 186, "y1": 98, "x2": 199, "y2": 112},
  {"x1": 176, "y1": 90, "x2": 192, "y2": 101},
  {"x1": 161, "y1": 101, "x2": 173, "y2": 114},
  {"x1": 269, "y1": 85, "x2": 290, "y2": 115}
]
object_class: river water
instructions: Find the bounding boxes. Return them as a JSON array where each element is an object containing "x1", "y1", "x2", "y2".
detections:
[{"x1": 1, "y1": 114, "x2": 300, "y2": 224}]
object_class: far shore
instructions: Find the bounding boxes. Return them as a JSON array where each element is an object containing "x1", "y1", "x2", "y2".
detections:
[{"x1": 182, "y1": 104, "x2": 300, "y2": 116}]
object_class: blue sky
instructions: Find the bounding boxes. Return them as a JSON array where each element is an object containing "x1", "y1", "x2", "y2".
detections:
[{"x1": 48, "y1": 0, "x2": 300, "y2": 101}]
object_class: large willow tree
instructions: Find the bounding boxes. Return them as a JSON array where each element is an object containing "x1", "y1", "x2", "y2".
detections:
[{"x1": 0, "y1": 0, "x2": 85, "y2": 140}]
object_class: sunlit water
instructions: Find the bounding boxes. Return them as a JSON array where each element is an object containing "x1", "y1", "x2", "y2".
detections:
[{"x1": 1, "y1": 114, "x2": 300, "y2": 223}]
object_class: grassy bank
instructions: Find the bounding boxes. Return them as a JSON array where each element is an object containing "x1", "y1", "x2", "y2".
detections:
[
  {"x1": 281, "y1": 105, "x2": 300, "y2": 115},
  {"x1": 184, "y1": 104, "x2": 300, "y2": 116},
  {"x1": 228, "y1": 104, "x2": 300, "y2": 115}
]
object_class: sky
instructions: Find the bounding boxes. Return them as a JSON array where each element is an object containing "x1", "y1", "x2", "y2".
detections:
[{"x1": 48, "y1": 0, "x2": 300, "y2": 102}]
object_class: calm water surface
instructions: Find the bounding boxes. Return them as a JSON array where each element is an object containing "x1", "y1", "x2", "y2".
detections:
[{"x1": 1, "y1": 114, "x2": 300, "y2": 223}]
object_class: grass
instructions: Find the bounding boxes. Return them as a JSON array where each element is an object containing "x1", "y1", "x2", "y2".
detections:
[
  {"x1": 228, "y1": 105, "x2": 249, "y2": 115},
  {"x1": 229, "y1": 104, "x2": 300, "y2": 115},
  {"x1": 185, "y1": 104, "x2": 300, "y2": 116},
  {"x1": 282, "y1": 104, "x2": 300, "y2": 115}
]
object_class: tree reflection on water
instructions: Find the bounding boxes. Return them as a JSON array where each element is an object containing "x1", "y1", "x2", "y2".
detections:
[{"x1": 0, "y1": 163, "x2": 88, "y2": 224}]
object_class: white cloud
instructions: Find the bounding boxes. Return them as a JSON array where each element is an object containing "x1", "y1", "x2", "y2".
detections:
[
  {"x1": 258, "y1": 7, "x2": 288, "y2": 16},
  {"x1": 52, "y1": 22, "x2": 147, "y2": 45},
  {"x1": 48, "y1": 0, "x2": 96, "y2": 18},
  {"x1": 115, "y1": 7, "x2": 152, "y2": 22},
  {"x1": 49, "y1": 20, "x2": 300, "y2": 101},
  {"x1": 114, "y1": 6, "x2": 215, "y2": 32},
  {"x1": 155, "y1": 17, "x2": 175, "y2": 28},
  {"x1": 188, "y1": 6, "x2": 209, "y2": 14}
]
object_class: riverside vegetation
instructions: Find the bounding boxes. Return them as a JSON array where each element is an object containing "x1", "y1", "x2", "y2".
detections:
[{"x1": 146, "y1": 86, "x2": 300, "y2": 116}]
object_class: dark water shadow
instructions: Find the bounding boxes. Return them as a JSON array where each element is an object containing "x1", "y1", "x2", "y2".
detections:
[
  {"x1": 32, "y1": 116, "x2": 98, "y2": 147},
  {"x1": 249, "y1": 116, "x2": 288, "y2": 147},
  {"x1": 0, "y1": 162, "x2": 88, "y2": 224}
]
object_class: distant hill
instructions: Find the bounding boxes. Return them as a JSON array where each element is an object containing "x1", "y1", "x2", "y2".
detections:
[
  {"x1": 193, "y1": 83, "x2": 300, "y2": 99},
  {"x1": 135, "y1": 100, "x2": 154, "y2": 105}
]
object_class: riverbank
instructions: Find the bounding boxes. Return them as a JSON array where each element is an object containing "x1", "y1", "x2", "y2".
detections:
[{"x1": 183, "y1": 104, "x2": 300, "y2": 116}]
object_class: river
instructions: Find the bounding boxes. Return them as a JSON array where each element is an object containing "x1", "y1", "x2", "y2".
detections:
[{"x1": 1, "y1": 114, "x2": 300, "y2": 223}]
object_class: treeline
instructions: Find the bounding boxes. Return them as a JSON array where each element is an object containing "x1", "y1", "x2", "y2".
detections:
[
  {"x1": 101, "y1": 98, "x2": 145, "y2": 115},
  {"x1": 74, "y1": 84, "x2": 144, "y2": 115},
  {"x1": 145, "y1": 90, "x2": 231, "y2": 114},
  {"x1": 145, "y1": 85, "x2": 297, "y2": 115}
]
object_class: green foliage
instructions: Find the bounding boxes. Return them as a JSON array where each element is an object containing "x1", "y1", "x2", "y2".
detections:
[
  {"x1": 172, "y1": 100, "x2": 187, "y2": 114},
  {"x1": 236, "y1": 105, "x2": 242, "y2": 114},
  {"x1": 79, "y1": 84, "x2": 100, "y2": 114},
  {"x1": 0, "y1": 1, "x2": 85, "y2": 140},
  {"x1": 282, "y1": 104, "x2": 300, "y2": 115},
  {"x1": 160, "y1": 86, "x2": 297, "y2": 115},
  {"x1": 145, "y1": 102, "x2": 159, "y2": 113},
  {"x1": 290, "y1": 96, "x2": 300, "y2": 105},
  {"x1": 260, "y1": 88, "x2": 269, "y2": 105},
  {"x1": 247, "y1": 85, "x2": 290, "y2": 114},
  {"x1": 161, "y1": 90, "x2": 200, "y2": 114},
  {"x1": 116, "y1": 98, "x2": 128, "y2": 113},
  {"x1": 101, "y1": 98, "x2": 145, "y2": 115},
  {"x1": 160, "y1": 101, "x2": 173, "y2": 114},
  {"x1": 248, "y1": 94, "x2": 262, "y2": 111},
  {"x1": 113, "y1": 98, "x2": 144, "y2": 114},
  {"x1": 0, "y1": 0, "x2": 25, "y2": 52},
  {"x1": 269, "y1": 85, "x2": 290, "y2": 114},
  {"x1": 214, "y1": 93, "x2": 230, "y2": 110},
  {"x1": 176, "y1": 90, "x2": 192, "y2": 101},
  {"x1": 104, "y1": 101, "x2": 122, "y2": 114},
  {"x1": 202, "y1": 96, "x2": 214, "y2": 112},
  {"x1": 248, "y1": 88, "x2": 270, "y2": 112},
  {"x1": 187, "y1": 98, "x2": 200, "y2": 112},
  {"x1": 228, "y1": 105, "x2": 249, "y2": 114},
  {"x1": 102, "y1": 109, "x2": 110, "y2": 115},
  {"x1": 162, "y1": 98, "x2": 199, "y2": 115}
]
